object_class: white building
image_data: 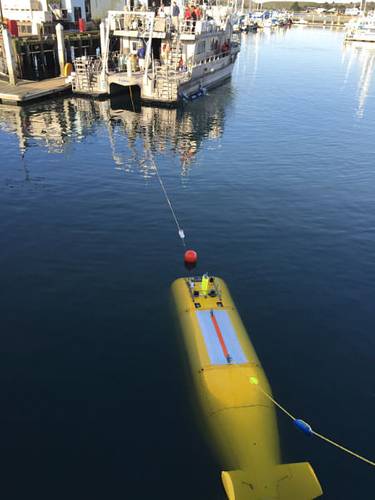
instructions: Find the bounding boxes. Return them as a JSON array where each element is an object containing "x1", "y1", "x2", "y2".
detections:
[
  {"x1": 90, "y1": 0, "x2": 124, "y2": 22},
  {"x1": 60, "y1": 0, "x2": 88, "y2": 22},
  {"x1": 345, "y1": 8, "x2": 361, "y2": 16},
  {"x1": 2, "y1": 0, "x2": 158, "y2": 35},
  {"x1": 2, "y1": 0, "x2": 92, "y2": 35},
  {"x1": 2, "y1": 0, "x2": 53, "y2": 35}
]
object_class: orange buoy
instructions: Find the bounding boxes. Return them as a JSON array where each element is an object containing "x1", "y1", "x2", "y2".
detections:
[{"x1": 184, "y1": 250, "x2": 198, "y2": 267}]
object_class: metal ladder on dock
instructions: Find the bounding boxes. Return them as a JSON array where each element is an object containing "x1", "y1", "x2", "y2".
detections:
[{"x1": 73, "y1": 57, "x2": 102, "y2": 93}]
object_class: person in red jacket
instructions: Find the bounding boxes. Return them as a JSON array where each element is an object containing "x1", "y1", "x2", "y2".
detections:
[
  {"x1": 184, "y1": 6, "x2": 191, "y2": 20},
  {"x1": 194, "y1": 5, "x2": 202, "y2": 20}
]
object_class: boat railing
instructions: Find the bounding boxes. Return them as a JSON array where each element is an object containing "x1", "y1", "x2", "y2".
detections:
[
  {"x1": 109, "y1": 10, "x2": 226, "y2": 37},
  {"x1": 155, "y1": 63, "x2": 191, "y2": 81},
  {"x1": 193, "y1": 49, "x2": 233, "y2": 68},
  {"x1": 74, "y1": 55, "x2": 103, "y2": 72},
  {"x1": 110, "y1": 11, "x2": 158, "y2": 34},
  {"x1": 180, "y1": 19, "x2": 224, "y2": 35}
]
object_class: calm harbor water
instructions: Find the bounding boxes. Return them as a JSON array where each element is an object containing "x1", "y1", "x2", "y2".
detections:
[{"x1": 1, "y1": 27, "x2": 374, "y2": 499}]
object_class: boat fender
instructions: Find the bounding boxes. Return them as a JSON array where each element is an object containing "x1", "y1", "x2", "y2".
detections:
[{"x1": 63, "y1": 62, "x2": 73, "y2": 77}]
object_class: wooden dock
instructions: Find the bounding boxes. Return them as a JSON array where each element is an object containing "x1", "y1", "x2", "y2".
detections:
[{"x1": 0, "y1": 77, "x2": 71, "y2": 105}]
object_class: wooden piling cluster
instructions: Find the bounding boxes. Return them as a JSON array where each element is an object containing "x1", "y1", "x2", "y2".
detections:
[
  {"x1": 0, "y1": 28, "x2": 101, "y2": 105},
  {"x1": 0, "y1": 30, "x2": 100, "y2": 82}
]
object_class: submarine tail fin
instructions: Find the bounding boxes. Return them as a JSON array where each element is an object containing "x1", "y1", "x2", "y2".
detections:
[
  {"x1": 275, "y1": 462, "x2": 323, "y2": 499},
  {"x1": 221, "y1": 462, "x2": 323, "y2": 500},
  {"x1": 221, "y1": 470, "x2": 257, "y2": 499}
]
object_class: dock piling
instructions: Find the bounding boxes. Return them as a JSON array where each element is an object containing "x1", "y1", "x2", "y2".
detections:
[
  {"x1": 100, "y1": 21, "x2": 106, "y2": 58},
  {"x1": 56, "y1": 23, "x2": 66, "y2": 77},
  {"x1": 3, "y1": 28, "x2": 17, "y2": 86}
]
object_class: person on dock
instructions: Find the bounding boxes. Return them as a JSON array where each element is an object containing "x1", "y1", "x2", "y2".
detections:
[
  {"x1": 158, "y1": 3, "x2": 166, "y2": 17},
  {"x1": 172, "y1": 2, "x2": 180, "y2": 31},
  {"x1": 184, "y1": 5, "x2": 192, "y2": 28},
  {"x1": 194, "y1": 4, "x2": 202, "y2": 20},
  {"x1": 191, "y1": 5, "x2": 197, "y2": 32},
  {"x1": 137, "y1": 44, "x2": 146, "y2": 70},
  {"x1": 184, "y1": 6, "x2": 191, "y2": 18},
  {"x1": 222, "y1": 39, "x2": 230, "y2": 54},
  {"x1": 177, "y1": 55, "x2": 186, "y2": 72}
]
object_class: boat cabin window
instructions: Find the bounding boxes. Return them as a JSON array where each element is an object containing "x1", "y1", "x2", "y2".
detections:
[{"x1": 196, "y1": 41, "x2": 206, "y2": 55}]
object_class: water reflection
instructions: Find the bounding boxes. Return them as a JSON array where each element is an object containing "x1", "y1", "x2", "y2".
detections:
[
  {"x1": 342, "y1": 42, "x2": 375, "y2": 118},
  {"x1": 0, "y1": 88, "x2": 231, "y2": 175},
  {"x1": 108, "y1": 93, "x2": 229, "y2": 176}
]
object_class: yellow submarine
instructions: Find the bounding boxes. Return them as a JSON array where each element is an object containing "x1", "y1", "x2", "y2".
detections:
[{"x1": 172, "y1": 275, "x2": 323, "y2": 500}]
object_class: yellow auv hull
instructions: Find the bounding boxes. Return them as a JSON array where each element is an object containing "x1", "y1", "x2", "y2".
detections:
[{"x1": 171, "y1": 276, "x2": 322, "y2": 500}]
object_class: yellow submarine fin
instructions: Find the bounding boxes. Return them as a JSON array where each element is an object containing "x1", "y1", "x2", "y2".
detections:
[
  {"x1": 221, "y1": 470, "x2": 257, "y2": 499},
  {"x1": 275, "y1": 462, "x2": 323, "y2": 499},
  {"x1": 222, "y1": 462, "x2": 323, "y2": 500}
]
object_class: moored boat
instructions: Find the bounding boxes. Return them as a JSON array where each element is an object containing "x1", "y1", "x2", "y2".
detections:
[
  {"x1": 70, "y1": 5, "x2": 240, "y2": 106},
  {"x1": 345, "y1": 16, "x2": 375, "y2": 43}
]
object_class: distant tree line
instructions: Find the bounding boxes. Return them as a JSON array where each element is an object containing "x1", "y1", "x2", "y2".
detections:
[{"x1": 257, "y1": 1, "x2": 375, "y2": 11}]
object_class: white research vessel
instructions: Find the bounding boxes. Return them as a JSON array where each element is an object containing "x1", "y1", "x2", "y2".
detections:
[
  {"x1": 345, "y1": 16, "x2": 375, "y2": 43},
  {"x1": 71, "y1": 3, "x2": 240, "y2": 105}
]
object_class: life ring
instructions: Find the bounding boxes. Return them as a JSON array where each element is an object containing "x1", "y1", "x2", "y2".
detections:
[{"x1": 63, "y1": 63, "x2": 73, "y2": 77}]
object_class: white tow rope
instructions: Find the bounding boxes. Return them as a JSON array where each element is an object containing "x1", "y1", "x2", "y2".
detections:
[{"x1": 143, "y1": 151, "x2": 186, "y2": 247}]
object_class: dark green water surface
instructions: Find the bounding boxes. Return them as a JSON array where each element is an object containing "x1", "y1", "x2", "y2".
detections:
[{"x1": 0, "y1": 27, "x2": 374, "y2": 499}]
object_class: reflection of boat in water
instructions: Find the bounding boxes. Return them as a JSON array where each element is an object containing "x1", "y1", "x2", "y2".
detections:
[
  {"x1": 172, "y1": 275, "x2": 323, "y2": 500},
  {"x1": 0, "y1": 86, "x2": 232, "y2": 173},
  {"x1": 108, "y1": 87, "x2": 232, "y2": 175},
  {"x1": 342, "y1": 42, "x2": 375, "y2": 118}
]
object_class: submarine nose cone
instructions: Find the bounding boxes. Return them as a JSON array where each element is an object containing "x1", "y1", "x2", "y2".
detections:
[{"x1": 184, "y1": 249, "x2": 198, "y2": 268}]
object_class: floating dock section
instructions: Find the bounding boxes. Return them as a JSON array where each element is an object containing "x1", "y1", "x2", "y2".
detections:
[{"x1": 0, "y1": 77, "x2": 71, "y2": 105}]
